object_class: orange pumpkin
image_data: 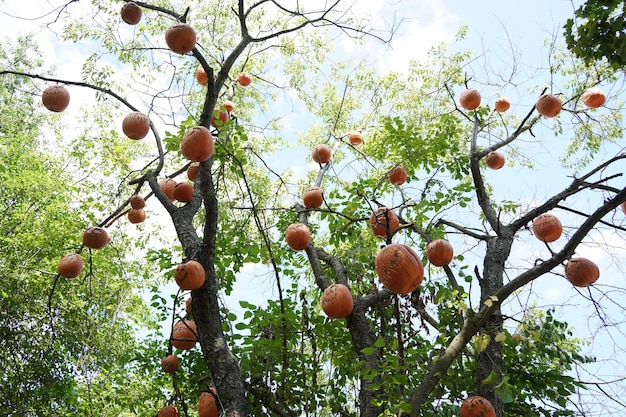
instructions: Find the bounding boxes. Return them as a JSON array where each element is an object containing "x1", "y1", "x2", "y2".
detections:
[
  {"x1": 83, "y1": 226, "x2": 110, "y2": 249},
  {"x1": 348, "y1": 132, "x2": 363, "y2": 145},
  {"x1": 171, "y1": 319, "x2": 197, "y2": 350},
  {"x1": 222, "y1": 100, "x2": 235, "y2": 113},
  {"x1": 42, "y1": 85, "x2": 70, "y2": 112},
  {"x1": 122, "y1": 112, "x2": 150, "y2": 140},
  {"x1": 311, "y1": 144, "x2": 332, "y2": 164},
  {"x1": 485, "y1": 151, "x2": 505, "y2": 170},
  {"x1": 159, "y1": 178, "x2": 177, "y2": 201},
  {"x1": 210, "y1": 108, "x2": 229, "y2": 128},
  {"x1": 494, "y1": 97, "x2": 511, "y2": 112},
  {"x1": 459, "y1": 88, "x2": 481, "y2": 110},
  {"x1": 173, "y1": 182, "x2": 194, "y2": 203},
  {"x1": 425, "y1": 239, "x2": 453, "y2": 267},
  {"x1": 459, "y1": 396, "x2": 496, "y2": 417},
  {"x1": 321, "y1": 283, "x2": 353, "y2": 319},
  {"x1": 185, "y1": 297, "x2": 193, "y2": 314},
  {"x1": 536, "y1": 93, "x2": 562, "y2": 117},
  {"x1": 285, "y1": 222, "x2": 311, "y2": 251},
  {"x1": 129, "y1": 194, "x2": 145, "y2": 209},
  {"x1": 388, "y1": 166, "x2": 407, "y2": 186},
  {"x1": 165, "y1": 23, "x2": 196, "y2": 54},
  {"x1": 581, "y1": 87, "x2": 606, "y2": 108},
  {"x1": 120, "y1": 2, "x2": 142, "y2": 25},
  {"x1": 181, "y1": 126, "x2": 214, "y2": 162},
  {"x1": 622, "y1": 201, "x2": 626, "y2": 214},
  {"x1": 532, "y1": 213, "x2": 562, "y2": 242},
  {"x1": 195, "y1": 66, "x2": 208, "y2": 86},
  {"x1": 158, "y1": 405, "x2": 180, "y2": 417},
  {"x1": 161, "y1": 355, "x2": 179, "y2": 374},
  {"x1": 198, "y1": 391, "x2": 219, "y2": 417},
  {"x1": 187, "y1": 162, "x2": 200, "y2": 181},
  {"x1": 565, "y1": 257, "x2": 599, "y2": 287},
  {"x1": 303, "y1": 186, "x2": 323, "y2": 209},
  {"x1": 57, "y1": 253, "x2": 83, "y2": 278},
  {"x1": 369, "y1": 207, "x2": 400, "y2": 240},
  {"x1": 174, "y1": 260, "x2": 205, "y2": 290},
  {"x1": 237, "y1": 72, "x2": 252, "y2": 86},
  {"x1": 128, "y1": 208, "x2": 146, "y2": 224},
  {"x1": 375, "y1": 243, "x2": 424, "y2": 294}
]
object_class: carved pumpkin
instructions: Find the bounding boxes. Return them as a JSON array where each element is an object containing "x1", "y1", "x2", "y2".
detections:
[
  {"x1": 532, "y1": 213, "x2": 562, "y2": 242},
  {"x1": 120, "y1": 2, "x2": 142, "y2": 25},
  {"x1": 187, "y1": 162, "x2": 200, "y2": 181},
  {"x1": 369, "y1": 207, "x2": 400, "y2": 240},
  {"x1": 425, "y1": 239, "x2": 454, "y2": 267},
  {"x1": 237, "y1": 72, "x2": 252, "y2": 86},
  {"x1": 174, "y1": 260, "x2": 205, "y2": 290},
  {"x1": 459, "y1": 396, "x2": 496, "y2": 417},
  {"x1": 565, "y1": 257, "x2": 599, "y2": 287},
  {"x1": 83, "y1": 226, "x2": 110, "y2": 249},
  {"x1": 388, "y1": 166, "x2": 407, "y2": 185},
  {"x1": 348, "y1": 132, "x2": 363, "y2": 145},
  {"x1": 195, "y1": 66, "x2": 208, "y2": 86},
  {"x1": 42, "y1": 85, "x2": 70, "y2": 112},
  {"x1": 159, "y1": 178, "x2": 177, "y2": 201},
  {"x1": 185, "y1": 297, "x2": 192, "y2": 314},
  {"x1": 321, "y1": 283, "x2": 353, "y2": 319},
  {"x1": 210, "y1": 108, "x2": 229, "y2": 128},
  {"x1": 165, "y1": 23, "x2": 196, "y2": 55},
  {"x1": 222, "y1": 100, "x2": 235, "y2": 113},
  {"x1": 171, "y1": 319, "x2": 197, "y2": 350},
  {"x1": 459, "y1": 88, "x2": 481, "y2": 110},
  {"x1": 581, "y1": 87, "x2": 606, "y2": 108},
  {"x1": 158, "y1": 405, "x2": 180, "y2": 417},
  {"x1": 485, "y1": 151, "x2": 505, "y2": 170},
  {"x1": 181, "y1": 126, "x2": 214, "y2": 162},
  {"x1": 303, "y1": 186, "x2": 323, "y2": 209},
  {"x1": 128, "y1": 208, "x2": 146, "y2": 224},
  {"x1": 494, "y1": 97, "x2": 511, "y2": 112},
  {"x1": 129, "y1": 194, "x2": 145, "y2": 209},
  {"x1": 122, "y1": 112, "x2": 150, "y2": 140},
  {"x1": 161, "y1": 355, "x2": 179, "y2": 374},
  {"x1": 57, "y1": 253, "x2": 83, "y2": 278},
  {"x1": 198, "y1": 391, "x2": 219, "y2": 417},
  {"x1": 311, "y1": 144, "x2": 332, "y2": 164},
  {"x1": 536, "y1": 93, "x2": 562, "y2": 117},
  {"x1": 375, "y1": 243, "x2": 424, "y2": 294},
  {"x1": 285, "y1": 222, "x2": 311, "y2": 251},
  {"x1": 173, "y1": 182, "x2": 194, "y2": 203}
]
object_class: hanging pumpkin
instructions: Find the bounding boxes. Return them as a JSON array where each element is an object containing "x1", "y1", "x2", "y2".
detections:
[
  {"x1": 369, "y1": 207, "x2": 400, "y2": 240},
  {"x1": 303, "y1": 186, "x2": 323, "y2": 209},
  {"x1": 83, "y1": 226, "x2": 110, "y2": 249},
  {"x1": 459, "y1": 396, "x2": 496, "y2": 417},
  {"x1": 494, "y1": 97, "x2": 511, "y2": 112},
  {"x1": 159, "y1": 178, "x2": 177, "y2": 201},
  {"x1": 158, "y1": 405, "x2": 180, "y2": 417},
  {"x1": 171, "y1": 319, "x2": 197, "y2": 350},
  {"x1": 425, "y1": 239, "x2": 454, "y2": 267},
  {"x1": 285, "y1": 222, "x2": 311, "y2": 251},
  {"x1": 187, "y1": 162, "x2": 200, "y2": 182},
  {"x1": 181, "y1": 126, "x2": 214, "y2": 162},
  {"x1": 195, "y1": 66, "x2": 208, "y2": 86},
  {"x1": 161, "y1": 355, "x2": 179, "y2": 374},
  {"x1": 210, "y1": 108, "x2": 229, "y2": 128},
  {"x1": 311, "y1": 144, "x2": 332, "y2": 164},
  {"x1": 128, "y1": 208, "x2": 146, "y2": 224},
  {"x1": 375, "y1": 243, "x2": 424, "y2": 294},
  {"x1": 198, "y1": 391, "x2": 219, "y2": 417},
  {"x1": 222, "y1": 100, "x2": 235, "y2": 113},
  {"x1": 120, "y1": 2, "x2": 142, "y2": 25},
  {"x1": 237, "y1": 72, "x2": 252, "y2": 86},
  {"x1": 173, "y1": 182, "x2": 194, "y2": 203},
  {"x1": 129, "y1": 194, "x2": 145, "y2": 209},
  {"x1": 174, "y1": 260, "x2": 205, "y2": 290},
  {"x1": 459, "y1": 88, "x2": 481, "y2": 110},
  {"x1": 388, "y1": 166, "x2": 407, "y2": 185},
  {"x1": 581, "y1": 87, "x2": 606, "y2": 108},
  {"x1": 165, "y1": 22, "x2": 196, "y2": 54},
  {"x1": 535, "y1": 93, "x2": 562, "y2": 117},
  {"x1": 565, "y1": 257, "x2": 599, "y2": 287},
  {"x1": 348, "y1": 132, "x2": 363, "y2": 145},
  {"x1": 185, "y1": 297, "x2": 193, "y2": 314},
  {"x1": 57, "y1": 253, "x2": 83, "y2": 278},
  {"x1": 42, "y1": 85, "x2": 70, "y2": 112},
  {"x1": 622, "y1": 201, "x2": 626, "y2": 214},
  {"x1": 122, "y1": 112, "x2": 150, "y2": 140},
  {"x1": 485, "y1": 151, "x2": 505, "y2": 170},
  {"x1": 321, "y1": 284, "x2": 353, "y2": 319},
  {"x1": 532, "y1": 213, "x2": 562, "y2": 242}
]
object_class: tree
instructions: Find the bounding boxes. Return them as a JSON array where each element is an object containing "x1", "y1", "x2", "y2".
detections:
[{"x1": 2, "y1": 1, "x2": 626, "y2": 417}]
